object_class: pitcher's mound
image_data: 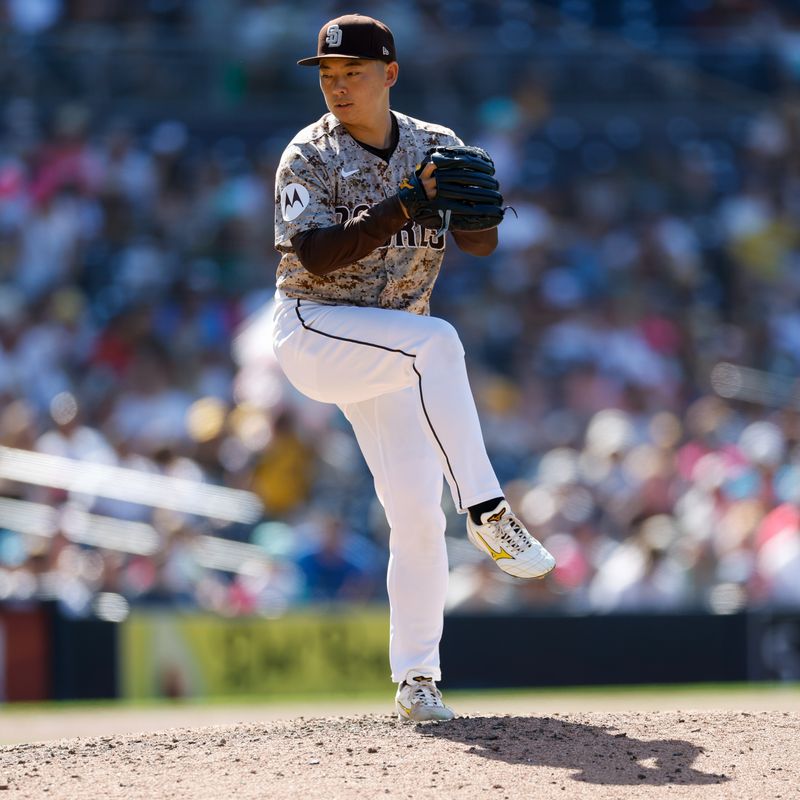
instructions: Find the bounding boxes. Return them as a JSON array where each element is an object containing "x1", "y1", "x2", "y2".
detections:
[{"x1": 3, "y1": 712, "x2": 797, "y2": 799}]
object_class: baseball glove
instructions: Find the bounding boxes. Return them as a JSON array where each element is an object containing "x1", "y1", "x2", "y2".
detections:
[{"x1": 397, "y1": 145, "x2": 504, "y2": 235}]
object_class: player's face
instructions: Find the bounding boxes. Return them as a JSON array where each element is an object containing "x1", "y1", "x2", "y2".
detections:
[{"x1": 319, "y1": 58, "x2": 396, "y2": 126}]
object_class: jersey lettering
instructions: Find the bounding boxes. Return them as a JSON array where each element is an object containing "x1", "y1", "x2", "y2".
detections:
[
  {"x1": 391, "y1": 220, "x2": 418, "y2": 248},
  {"x1": 389, "y1": 220, "x2": 443, "y2": 250},
  {"x1": 423, "y1": 227, "x2": 445, "y2": 250},
  {"x1": 336, "y1": 205, "x2": 442, "y2": 251},
  {"x1": 335, "y1": 204, "x2": 369, "y2": 225}
]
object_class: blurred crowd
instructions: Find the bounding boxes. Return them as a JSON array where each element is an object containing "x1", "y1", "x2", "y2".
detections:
[{"x1": 1, "y1": 0, "x2": 800, "y2": 618}]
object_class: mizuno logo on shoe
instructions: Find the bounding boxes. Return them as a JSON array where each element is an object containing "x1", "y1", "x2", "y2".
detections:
[
  {"x1": 473, "y1": 531, "x2": 513, "y2": 561},
  {"x1": 487, "y1": 510, "x2": 505, "y2": 523},
  {"x1": 397, "y1": 700, "x2": 412, "y2": 716}
]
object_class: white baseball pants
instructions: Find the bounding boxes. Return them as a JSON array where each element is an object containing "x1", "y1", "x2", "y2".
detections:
[{"x1": 272, "y1": 292, "x2": 503, "y2": 682}]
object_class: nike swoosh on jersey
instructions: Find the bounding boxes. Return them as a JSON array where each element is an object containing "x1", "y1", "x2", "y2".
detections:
[{"x1": 341, "y1": 168, "x2": 359, "y2": 177}]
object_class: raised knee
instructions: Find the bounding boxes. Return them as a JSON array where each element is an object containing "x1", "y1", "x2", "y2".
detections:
[{"x1": 419, "y1": 319, "x2": 464, "y2": 364}]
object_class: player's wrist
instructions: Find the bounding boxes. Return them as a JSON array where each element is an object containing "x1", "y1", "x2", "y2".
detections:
[{"x1": 396, "y1": 171, "x2": 428, "y2": 219}]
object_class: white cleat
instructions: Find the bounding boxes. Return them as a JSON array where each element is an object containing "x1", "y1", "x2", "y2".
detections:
[
  {"x1": 395, "y1": 676, "x2": 455, "y2": 722},
  {"x1": 466, "y1": 499, "x2": 556, "y2": 579}
]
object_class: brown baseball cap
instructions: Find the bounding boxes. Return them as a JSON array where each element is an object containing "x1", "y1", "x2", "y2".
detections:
[{"x1": 297, "y1": 14, "x2": 397, "y2": 66}]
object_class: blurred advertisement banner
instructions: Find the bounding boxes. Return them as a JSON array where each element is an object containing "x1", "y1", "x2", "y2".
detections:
[{"x1": 121, "y1": 610, "x2": 389, "y2": 699}]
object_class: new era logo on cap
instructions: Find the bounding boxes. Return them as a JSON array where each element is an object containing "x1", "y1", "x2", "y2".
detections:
[{"x1": 297, "y1": 14, "x2": 397, "y2": 66}]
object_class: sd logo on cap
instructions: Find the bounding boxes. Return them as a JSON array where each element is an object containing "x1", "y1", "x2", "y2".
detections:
[{"x1": 298, "y1": 14, "x2": 397, "y2": 66}]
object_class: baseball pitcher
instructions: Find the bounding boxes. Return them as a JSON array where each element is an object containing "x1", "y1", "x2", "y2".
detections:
[{"x1": 272, "y1": 13, "x2": 555, "y2": 721}]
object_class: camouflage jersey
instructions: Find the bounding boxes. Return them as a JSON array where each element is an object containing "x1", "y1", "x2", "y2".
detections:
[{"x1": 274, "y1": 111, "x2": 462, "y2": 316}]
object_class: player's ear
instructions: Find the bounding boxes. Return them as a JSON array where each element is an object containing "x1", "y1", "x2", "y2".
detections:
[{"x1": 385, "y1": 61, "x2": 399, "y2": 88}]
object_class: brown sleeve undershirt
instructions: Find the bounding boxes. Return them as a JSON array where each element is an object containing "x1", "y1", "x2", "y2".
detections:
[
  {"x1": 292, "y1": 196, "x2": 407, "y2": 277},
  {"x1": 291, "y1": 198, "x2": 498, "y2": 276}
]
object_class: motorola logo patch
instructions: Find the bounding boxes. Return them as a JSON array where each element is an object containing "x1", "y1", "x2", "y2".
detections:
[{"x1": 280, "y1": 183, "x2": 311, "y2": 222}]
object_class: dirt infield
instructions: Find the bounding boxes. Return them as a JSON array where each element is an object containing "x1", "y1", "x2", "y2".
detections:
[{"x1": 2, "y1": 711, "x2": 797, "y2": 799}]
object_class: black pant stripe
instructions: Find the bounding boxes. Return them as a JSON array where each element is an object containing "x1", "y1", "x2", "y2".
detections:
[{"x1": 293, "y1": 299, "x2": 464, "y2": 509}]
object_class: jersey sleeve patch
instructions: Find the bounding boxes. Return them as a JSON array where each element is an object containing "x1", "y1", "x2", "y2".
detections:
[{"x1": 280, "y1": 183, "x2": 311, "y2": 222}]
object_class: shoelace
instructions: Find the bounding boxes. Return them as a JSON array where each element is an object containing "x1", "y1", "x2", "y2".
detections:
[
  {"x1": 492, "y1": 513, "x2": 532, "y2": 554},
  {"x1": 410, "y1": 679, "x2": 444, "y2": 708}
]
